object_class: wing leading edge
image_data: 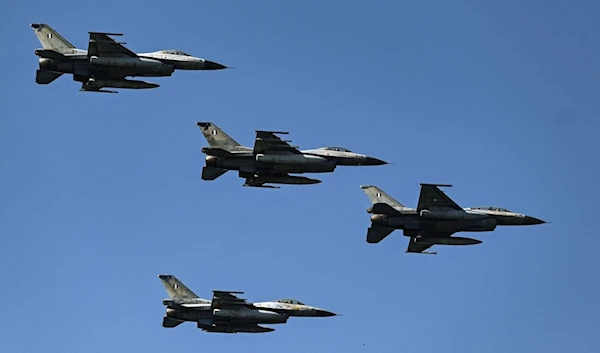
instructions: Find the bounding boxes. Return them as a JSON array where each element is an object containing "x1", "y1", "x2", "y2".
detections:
[
  {"x1": 88, "y1": 32, "x2": 137, "y2": 57},
  {"x1": 417, "y1": 184, "x2": 461, "y2": 212},
  {"x1": 253, "y1": 130, "x2": 301, "y2": 155},
  {"x1": 211, "y1": 291, "x2": 249, "y2": 308},
  {"x1": 406, "y1": 230, "x2": 458, "y2": 254},
  {"x1": 406, "y1": 238, "x2": 436, "y2": 254}
]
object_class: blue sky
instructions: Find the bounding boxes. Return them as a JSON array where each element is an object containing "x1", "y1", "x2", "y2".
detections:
[{"x1": 1, "y1": 0, "x2": 599, "y2": 352}]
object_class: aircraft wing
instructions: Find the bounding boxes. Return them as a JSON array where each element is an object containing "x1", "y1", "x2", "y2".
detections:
[
  {"x1": 88, "y1": 32, "x2": 137, "y2": 57},
  {"x1": 406, "y1": 231, "x2": 456, "y2": 254},
  {"x1": 406, "y1": 239, "x2": 435, "y2": 254},
  {"x1": 211, "y1": 290, "x2": 249, "y2": 308},
  {"x1": 417, "y1": 183, "x2": 461, "y2": 212},
  {"x1": 253, "y1": 130, "x2": 301, "y2": 155}
]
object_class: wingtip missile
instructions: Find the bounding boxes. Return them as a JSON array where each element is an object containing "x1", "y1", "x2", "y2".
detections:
[
  {"x1": 255, "y1": 129, "x2": 290, "y2": 135},
  {"x1": 88, "y1": 31, "x2": 124, "y2": 36},
  {"x1": 214, "y1": 290, "x2": 245, "y2": 294}
]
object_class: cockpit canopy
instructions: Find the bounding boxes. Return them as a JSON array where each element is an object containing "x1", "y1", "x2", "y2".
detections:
[
  {"x1": 468, "y1": 206, "x2": 511, "y2": 212},
  {"x1": 159, "y1": 50, "x2": 192, "y2": 56},
  {"x1": 318, "y1": 146, "x2": 352, "y2": 152},
  {"x1": 277, "y1": 298, "x2": 305, "y2": 305}
]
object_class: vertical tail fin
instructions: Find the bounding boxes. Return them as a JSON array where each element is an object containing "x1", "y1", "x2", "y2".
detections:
[
  {"x1": 360, "y1": 185, "x2": 406, "y2": 209},
  {"x1": 159, "y1": 274, "x2": 202, "y2": 299},
  {"x1": 30, "y1": 24, "x2": 76, "y2": 53},
  {"x1": 196, "y1": 122, "x2": 240, "y2": 147}
]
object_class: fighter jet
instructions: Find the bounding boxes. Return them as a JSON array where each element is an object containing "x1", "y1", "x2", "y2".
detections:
[
  {"x1": 196, "y1": 122, "x2": 387, "y2": 188},
  {"x1": 361, "y1": 183, "x2": 546, "y2": 254},
  {"x1": 158, "y1": 275, "x2": 336, "y2": 333},
  {"x1": 30, "y1": 23, "x2": 227, "y2": 93}
]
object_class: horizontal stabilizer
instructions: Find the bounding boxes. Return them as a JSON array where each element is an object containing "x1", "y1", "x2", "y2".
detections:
[
  {"x1": 369, "y1": 202, "x2": 401, "y2": 215},
  {"x1": 201, "y1": 147, "x2": 233, "y2": 157},
  {"x1": 34, "y1": 49, "x2": 67, "y2": 60},
  {"x1": 36, "y1": 69, "x2": 62, "y2": 84},
  {"x1": 162, "y1": 317, "x2": 184, "y2": 328},
  {"x1": 202, "y1": 166, "x2": 228, "y2": 180},
  {"x1": 366, "y1": 226, "x2": 395, "y2": 243}
]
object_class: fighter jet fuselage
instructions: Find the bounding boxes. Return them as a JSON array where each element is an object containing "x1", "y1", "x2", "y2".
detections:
[
  {"x1": 203, "y1": 148, "x2": 383, "y2": 186},
  {"x1": 361, "y1": 184, "x2": 546, "y2": 254},
  {"x1": 164, "y1": 305, "x2": 289, "y2": 333},
  {"x1": 197, "y1": 122, "x2": 387, "y2": 187},
  {"x1": 30, "y1": 24, "x2": 227, "y2": 93},
  {"x1": 159, "y1": 275, "x2": 335, "y2": 334},
  {"x1": 369, "y1": 208, "x2": 541, "y2": 234},
  {"x1": 204, "y1": 150, "x2": 378, "y2": 185}
]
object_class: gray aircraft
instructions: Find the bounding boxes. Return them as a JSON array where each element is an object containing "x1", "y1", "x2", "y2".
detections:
[
  {"x1": 159, "y1": 275, "x2": 336, "y2": 333},
  {"x1": 361, "y1": 183, "x2": 546, "y2": 254},
  {"x1": 30, "y1": 23, "x2": 227, "y2": 93},
  {"x1": 197, "y1": 122, "x2": 387, "y2": 188}
]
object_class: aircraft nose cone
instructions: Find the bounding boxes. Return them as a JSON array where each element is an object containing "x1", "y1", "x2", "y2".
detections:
[
  {"x1": 365, "y1": 157, "x2": 387, "y2": 166},
  {"x1": 525, "y1": 216, "x2": 545, "y2": 225},
  {"x1": 316, "y1": 310, "x2": 336, "y2": 317},
  {"x1": 203, "y1": 60, "x2": 227, "y2": 70}
]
